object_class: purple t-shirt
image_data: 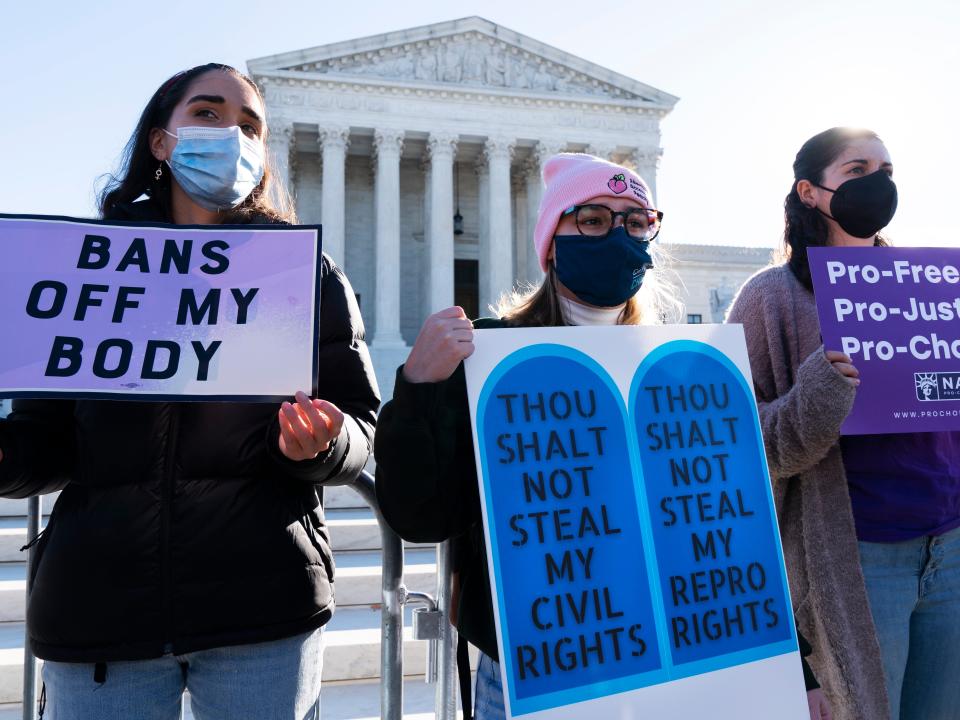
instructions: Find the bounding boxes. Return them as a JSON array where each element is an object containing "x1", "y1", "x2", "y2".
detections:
[{"x1": 841, "y1": 432, "x2": 960, "y2": 542}]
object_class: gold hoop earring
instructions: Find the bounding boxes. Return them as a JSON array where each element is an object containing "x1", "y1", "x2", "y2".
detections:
[{"x1": 155, "y1": 164, "x2": 163, "y2": 181}]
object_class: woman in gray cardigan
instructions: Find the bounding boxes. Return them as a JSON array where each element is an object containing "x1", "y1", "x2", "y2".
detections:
[{"x1": 728, "y1": 127, "x2": 960, "y2": 720}]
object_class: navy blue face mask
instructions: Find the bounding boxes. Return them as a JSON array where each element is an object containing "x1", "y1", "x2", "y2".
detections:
[{"x1": 554, "y1": 226, "x2": 654, "y2": 307}]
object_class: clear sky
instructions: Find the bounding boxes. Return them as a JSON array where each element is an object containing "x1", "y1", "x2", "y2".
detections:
[{"x1": 1, "y1": 0, "x2": 956, "y2": 248}]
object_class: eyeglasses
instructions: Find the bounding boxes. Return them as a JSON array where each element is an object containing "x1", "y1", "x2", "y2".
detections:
[{"x1": 562, "y1": 204, "x2": 663, "y2": 241}]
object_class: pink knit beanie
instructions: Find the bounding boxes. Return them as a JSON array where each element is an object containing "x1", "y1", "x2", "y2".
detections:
[{"x1": 534, "y1": 153, "x2": 654, "y2": 272}]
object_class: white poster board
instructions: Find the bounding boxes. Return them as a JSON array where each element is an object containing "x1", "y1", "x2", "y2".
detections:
[
  {"x1": 0, "y1": 214, "x2": 321, "y2": 401},
  {"x1": 464, "y1": 324, "x2": 808, "y2": 719}
]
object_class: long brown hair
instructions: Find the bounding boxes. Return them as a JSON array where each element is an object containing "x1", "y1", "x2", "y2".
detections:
[{"x1": 98, "y1": 63, "x2": 294, "y2": 224}]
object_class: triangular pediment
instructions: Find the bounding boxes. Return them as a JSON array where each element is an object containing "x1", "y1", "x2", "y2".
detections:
[{"x1": 248, "y1": 17, "x2": 678, "y2": 107}]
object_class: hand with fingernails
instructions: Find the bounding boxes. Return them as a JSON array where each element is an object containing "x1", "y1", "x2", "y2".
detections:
[
  {"x1": 825, "y1": 350, "x2": 860, "y2": 387},
  {"x1": 278, "y1": 390, "x2": 345, "y2": 461},
  {"x1": 402, "y1": 306, "x2": 475, "y2": 384}
]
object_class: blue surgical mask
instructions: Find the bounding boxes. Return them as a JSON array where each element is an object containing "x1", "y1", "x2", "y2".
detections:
[
  {"x1": 554, "y1": 226, "x2": 654, "y2": 307},
  {"x1": 164, "y1": 126, "x2": 265, "y2": 211}
]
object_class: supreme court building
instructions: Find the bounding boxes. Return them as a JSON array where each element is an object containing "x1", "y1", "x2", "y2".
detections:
[{"x1": 248, "y1": 17, "x2": 773, "y2": 397}]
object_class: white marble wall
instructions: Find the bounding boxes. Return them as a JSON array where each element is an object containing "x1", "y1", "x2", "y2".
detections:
[{"x1": 667, "y1": 244, "x2": 775, "y2": 323}]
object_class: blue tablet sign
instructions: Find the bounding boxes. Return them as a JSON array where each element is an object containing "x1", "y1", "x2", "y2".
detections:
[
  {"x1": 630, "y1": 343, "x2": 793, "y2": 671},
  {"x1": 479, "y1": 346, "x2": 663, "y2": 708}
]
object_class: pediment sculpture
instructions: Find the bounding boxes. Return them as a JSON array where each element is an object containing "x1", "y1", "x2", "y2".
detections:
[{"x1": 284, "y1": 36, "x2": 647, "y2": 101}]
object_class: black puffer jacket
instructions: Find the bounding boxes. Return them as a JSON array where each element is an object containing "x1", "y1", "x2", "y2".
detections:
[{"x1": 0, "y1": 200, "x2": 380, "y2": 662}]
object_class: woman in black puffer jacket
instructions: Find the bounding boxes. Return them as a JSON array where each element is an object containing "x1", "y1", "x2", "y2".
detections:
[{"x1": 0, "y1": 63, "x2": 379, "y2": 720}]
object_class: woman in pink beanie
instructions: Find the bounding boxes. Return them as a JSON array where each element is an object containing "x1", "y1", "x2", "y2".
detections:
[
  {"x1": 375, "y1": 152, "x2": 826, "y2": 718},
  {"x1": 514, "y1": 152, "x2": 675, "y2": 324},
  {"x1": 374, "y1": 152, "x2": 679, "y2": 719}
]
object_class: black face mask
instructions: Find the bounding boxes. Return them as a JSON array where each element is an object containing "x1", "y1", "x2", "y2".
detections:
[{"x1": 814, "y1": 169, "x2": 898, "y2": 238}]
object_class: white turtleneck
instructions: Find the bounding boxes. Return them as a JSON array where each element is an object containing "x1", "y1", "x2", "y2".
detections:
[{"x1": 558, "y1": 295, "x2": 624, "y2": 326}]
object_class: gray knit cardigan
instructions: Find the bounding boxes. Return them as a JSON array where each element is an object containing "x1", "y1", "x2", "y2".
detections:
[{"x1": 726, "y1": 263, "x2": 888, "y2": 720}]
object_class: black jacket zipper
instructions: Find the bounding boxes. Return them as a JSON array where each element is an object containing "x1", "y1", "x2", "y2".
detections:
[{"x1": 161, "y1": 404, "x2": 179, "y2": 653}]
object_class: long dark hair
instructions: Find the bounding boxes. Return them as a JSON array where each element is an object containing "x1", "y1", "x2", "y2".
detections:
[
  {"x1": 98, "y1": 63, "x2": 293, "y2": 224},
  {"x1": 784, "y1": 127, "x2": 886, "y2": 289}
]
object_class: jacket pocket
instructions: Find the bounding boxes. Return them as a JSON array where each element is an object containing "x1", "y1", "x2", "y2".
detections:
[
  {"x1": 299, "y1": 514, "x2": 335, "y2": 588},
  {"x1": 24, "y1": 512, "x2": 56, "y2": 587}
]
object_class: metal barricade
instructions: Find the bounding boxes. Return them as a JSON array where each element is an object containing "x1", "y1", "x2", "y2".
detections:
[
  {"x1": 22, "y1": 496, "x2": 40, "y2": 720},
  {"x1": 431, "y1": 540, "x2": 459, "y2": 720},
  {"x1": 349, "y1": 471, "x2": 459, "y2": 720},
  {"x1": 347, "y1": 471, "x2": 405, "y2": 720}
]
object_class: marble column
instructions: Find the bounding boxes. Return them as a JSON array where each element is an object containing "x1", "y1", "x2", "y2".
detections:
[
  {"x1": 482, "y1": 136, "x2": 515, "y2": 313},
  {"x1": 524, "y1": 141, "x2": 565, "y2": 282},
  {"x1": 426, "y1": 132, "x2": 458, "y2": 312},
  {"x1": 369, "y1": 128, "x2": 408, "y2": 401},
  {"x1": 371, "y1": 128, "x2": 405, "y2": 347},
  {"x1": 628, "y1": 147, "x2": 664, "y2": 205},
  {"x1": 266, "y1": 124, "x2": 295, "y2": 211},
  {"x1": 422, "y1": 158, "x2": 433, "y2": 318},
  {"x1": 318, "y1": 125, "x2": 350, "y2": 266},
  {"x1": 512, "y1": 171, "x2": 529, "y2": 283},
  {"x1": 587, "y1": 142, "x2": 617, "y2": 161},
  {"x1": 475, "y1": 159, "x2": 490, "y2": 312},
  {"x1": 522, "y1": 161, "x2": 543, "y2": 284}
]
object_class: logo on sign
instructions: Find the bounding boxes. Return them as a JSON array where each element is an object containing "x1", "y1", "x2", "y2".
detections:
[{"x1": 915, "y1": 372, "x2": 960, "y2": 401}]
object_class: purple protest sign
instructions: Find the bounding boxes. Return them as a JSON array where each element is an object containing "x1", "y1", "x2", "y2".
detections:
[
  {"x1": 809, "y1": 246, "x2": 960, "y2": 434},
  {"x1": 0, "y1": 214, "x2": 321, "y2": 401}
]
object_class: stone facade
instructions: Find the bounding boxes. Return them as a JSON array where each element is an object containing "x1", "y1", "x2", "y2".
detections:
[
  {"x1": 666, "y1": 244, "x2": 776, "y2": 324},
  {"x1": 248, "y1": 17, "x2": 771, "y2": 398}
]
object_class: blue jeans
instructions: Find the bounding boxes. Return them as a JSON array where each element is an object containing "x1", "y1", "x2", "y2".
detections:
[
  {"x1": 474, "y1": 652, "x2": 505, "y2": 720},
  {"x1": 859, "y1": 525, "x2": 960, "y2": 720},
  {"x1": 42, "y1": 628, "x2": 323, "y2": 720}
]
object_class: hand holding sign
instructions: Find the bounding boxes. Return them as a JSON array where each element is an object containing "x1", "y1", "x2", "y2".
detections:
[
  {"x1": 402, "y1": 306, "x2": 475, "y2": 383},
  {"x1": 278, "y1": 390, "x2": 344, "y2": 461},
  {"x1": 824, "y1": 350, "x2": 860, "y2": 387},
  {"x1": 807, "y1": 688, "x2": 833, "y2": 720}
]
